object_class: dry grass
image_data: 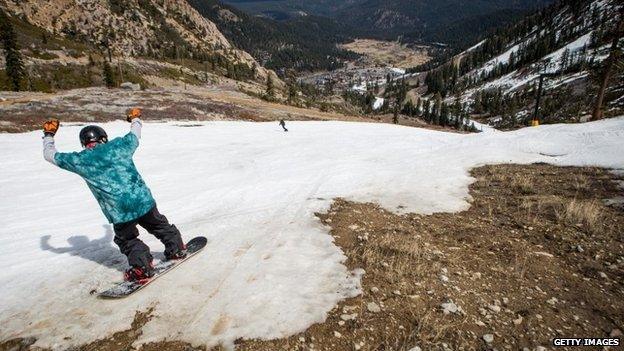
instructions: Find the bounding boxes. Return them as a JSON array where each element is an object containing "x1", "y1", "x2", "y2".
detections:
[
  {"x1": 511, "y1": 174, "x2": 536, "y2": 194},
  {"x1": 572, "y1": 174, "x2": 591, "y2": 192},
  {"x1": 554, "y1": 198, "x2": 603, "y2": 233}
]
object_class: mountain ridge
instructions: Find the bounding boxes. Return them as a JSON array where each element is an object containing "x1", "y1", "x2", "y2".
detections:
[{"x1": 0, "y1": 0, "x2": 273, "y2": 82}]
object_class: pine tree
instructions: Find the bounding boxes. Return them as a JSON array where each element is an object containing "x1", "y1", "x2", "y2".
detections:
[
  {"x1": 102, "y1": 61, "x2": 115, "y2": 88},
  {"x1": 0, "y1": 9, "x2": 25, "y2": 91},
  {"x1": 593, "y1": 14, "x2": 623, "y2": 120},
  {"x1": 287, "y1": 79, "x2": 298, "y2": 102},
  {"x1": 266, "y1": 74, "x2": 275, "y2": 98}
]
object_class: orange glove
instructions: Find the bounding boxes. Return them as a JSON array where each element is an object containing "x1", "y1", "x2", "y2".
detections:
[
  {"x1": 43, "y1": 119, "x2": 59, "y2": 136},
  {"x1": 126, "y1": 108, "x2": 142, "y2": 122}
]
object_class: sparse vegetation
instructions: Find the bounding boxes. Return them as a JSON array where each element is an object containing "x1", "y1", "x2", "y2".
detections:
[{"x1": 555, "y1": 198, "x2": 603, "y2": 233}]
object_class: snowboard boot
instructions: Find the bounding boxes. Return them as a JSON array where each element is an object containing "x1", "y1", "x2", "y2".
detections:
[
  {"x1": 124, "y1": 263, "x2": 154, "y2": 284},
  {"x1": 165, "y1": 243, "x2": 187, "y2": 261}
]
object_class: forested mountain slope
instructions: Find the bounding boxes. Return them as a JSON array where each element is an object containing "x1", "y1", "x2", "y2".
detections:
[
  {"x1": 421, "y1": 0, "x2": 623, "y2": 127},
  {"x1": 223, "y1": 0, "x2": 555, "y2": 48},
  {"x1": 0, "y1": 0, "x2": 275, "y2": 91},
  {"x1": 187, "y1": 0, "x2": 357, "y2": 72}
]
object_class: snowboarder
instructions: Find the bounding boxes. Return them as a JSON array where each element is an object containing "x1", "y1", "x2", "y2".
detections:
[
  {"x1": 279, "y1": 119, "x2": 288, "y2": 132},
  {"x1": 41, "y1": 108, "x2": 187, "y2": 283}
]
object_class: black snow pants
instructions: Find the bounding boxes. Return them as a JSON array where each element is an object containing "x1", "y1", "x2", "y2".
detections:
[{"x1": 113, "y1": 205, "x2": 184, "y2": 268}]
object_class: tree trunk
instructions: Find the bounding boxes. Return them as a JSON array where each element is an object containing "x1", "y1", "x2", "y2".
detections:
[{"x1": 592, "y1": 15, "x2": 623, "y2": 121}]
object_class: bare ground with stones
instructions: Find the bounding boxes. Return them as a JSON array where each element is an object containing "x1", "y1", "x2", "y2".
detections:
[
  {"x1": 0, "y1": 84, "x2": 367, "y2": 133},
  {"x1": 2, "y1": 164, "x2": 623, "y2": 351}
]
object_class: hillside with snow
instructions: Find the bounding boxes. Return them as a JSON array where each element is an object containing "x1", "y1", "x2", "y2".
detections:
[
  {"x1": 420, "y1": 0, "x2": 623, "y2": 129},
  {"x1": 1, "y1": 118, "x2": 624, "y2": 349}
]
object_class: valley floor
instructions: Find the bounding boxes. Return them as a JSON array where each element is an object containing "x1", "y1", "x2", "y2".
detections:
[{"x1": 340, "y1": 39, "x2": 431, "y2": 69}]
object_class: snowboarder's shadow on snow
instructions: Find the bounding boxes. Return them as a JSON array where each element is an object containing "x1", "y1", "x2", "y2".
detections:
[{"x1": 40, "y1": 225, "x2": 168, "y2": 272}]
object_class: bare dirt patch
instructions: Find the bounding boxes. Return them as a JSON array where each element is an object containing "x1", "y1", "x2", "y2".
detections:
[
  {"x1": 2, "y1": 164, "x2": 622, "y2": 350},
  {"x1": 340, "y1": 39, "x2": 431, "y2": 69},
  {"x1": 0, "y1": 85, "x2": 366, "y2": 133},
  {"x1": 237, "y1": 164, "x2": 624, "y2": 350}
]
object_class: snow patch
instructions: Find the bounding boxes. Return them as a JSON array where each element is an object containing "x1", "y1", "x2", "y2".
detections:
[{"x1": 373, "y1": 97, "x2": 385, "y2": 110}]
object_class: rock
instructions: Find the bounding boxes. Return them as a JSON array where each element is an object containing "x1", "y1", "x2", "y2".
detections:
[
  {"x1": 338, "y1": 320, "x2": 345, "y2": 326},
  {"x1": 502, "y1": 297, "x2": 509, "y2": 305},
  {"x1": 440, "y1": 301, "x2": 460, "y2": 315},
  {"x1": 483, "y1": 334, "x2": 494, "y2": 343},
  {"x1": 120, "y1": 82, "x2": 141, "y2": 91},
  {"x1": 488, "y1": 304, "x2": 501, "y2": 313},
  {"x1": 334, "y1": 331, "x2": 342, "y2": 338},
  {"x1": 513, "y1": 315, "x2": 523, "y2": 325},
  {"x1": 472, "y1": 272, "x2": 482, "y2": 279},
  {"x1": 610, "y1": 328, "x2": 623, "y2": 337},
  {"x1": 599, "y1": 272, "x2": 608, "y2": 279},
  {"x1": 393, "y1": 290, "x2": 401, "y2": 296},
  {"x1": 476, "y1": 320, "x2": 486, "y2": 327},
  {"x1": 371, "y1": 287, "x2": 380, "y2": 293},
  {"x1": 576, "y1": 245, "x2": 584, "y2": 253},
  {"x1": 408, "y1": 347, "x2": 422, "y2": 351},
  {"x1": 298, "y1": 337, "x2": 305, "y2": 342},
  {"x1": 340, "y1": 313, "x2": 357, "y2": 321},
  {"x1": 439, "y1": 274, "x2": 449, "y2": 283},
  {"x1": 546, "y1": 297, "x2": 558, "y2": 305},
  {"x1": 535, "y1": 346, "x2": 547, "y2": 351},
  {"x1": 367, "y1": 302, "x2": 381, "y2": 313},
  {"x1": 533, "y1": 251, "x2": 554, "y2": 258}
]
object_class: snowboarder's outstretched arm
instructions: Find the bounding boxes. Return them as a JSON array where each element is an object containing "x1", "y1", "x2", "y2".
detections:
[
  {"x1": 127, "y1": 108, "x2": 142, "y2": 140},
  {"x1": 42, "y1": 119, "x2": 59, "y2": 165},
  {"x1": 130, "y1": 117, "x2": 142, "y2": 140}
]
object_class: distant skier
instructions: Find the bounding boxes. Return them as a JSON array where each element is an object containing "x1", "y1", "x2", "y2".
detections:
[
  {"x1": 279, "y1": 119, "x2": 288, "y2": 132},
  {"x1": 41, "y1": 108, "x2": 187, "y2": 283}
]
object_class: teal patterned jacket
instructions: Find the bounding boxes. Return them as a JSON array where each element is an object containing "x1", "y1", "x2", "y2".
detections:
[{"x1": 43, "y1": 120, "x2": 155, "y2": 224}]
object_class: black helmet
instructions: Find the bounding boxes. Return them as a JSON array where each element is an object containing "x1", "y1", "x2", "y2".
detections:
[{"x1": 79, "y1": 125, "x2": 108, "y2": 147}]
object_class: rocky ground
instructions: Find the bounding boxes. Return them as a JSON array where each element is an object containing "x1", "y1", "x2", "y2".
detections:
[
  {"x1": 3, "y1": 163, "x2": 621, "y2": 351},
  {"x1": 0, "y1": 83, "x2": 366, "y2": 133}
]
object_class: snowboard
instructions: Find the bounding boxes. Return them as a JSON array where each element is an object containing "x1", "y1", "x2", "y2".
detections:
[{"x1": 98, "y1": 236, "x2": 207, "y2": 299}]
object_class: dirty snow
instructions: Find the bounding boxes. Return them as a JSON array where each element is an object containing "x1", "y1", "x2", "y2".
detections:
[
  {"x1": 373, "y1": 97, "x2": 385, "y2": 110},
  {"x1": 1, "y1": 118, "x2": 624, "y2": 349},
  {"x1": 466, "y1": 40, "x2": 486, "y2": 53}
]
